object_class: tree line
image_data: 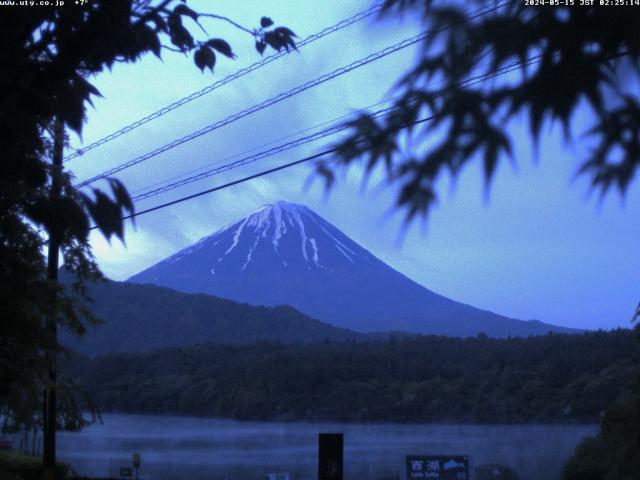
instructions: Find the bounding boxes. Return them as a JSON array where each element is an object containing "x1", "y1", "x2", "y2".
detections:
[{"x1": 66, "y1": 329, "x2": 639, "y2": 424}]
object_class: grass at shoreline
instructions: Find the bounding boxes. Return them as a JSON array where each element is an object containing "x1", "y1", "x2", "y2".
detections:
[{"x1": 0, "y1": 450, "x2": 68, "y2": 480}]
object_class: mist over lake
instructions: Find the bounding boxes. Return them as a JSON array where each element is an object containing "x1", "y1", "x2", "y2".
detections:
[{"x1": 57, "y1": 414, "x2": 597, "y2": 480}]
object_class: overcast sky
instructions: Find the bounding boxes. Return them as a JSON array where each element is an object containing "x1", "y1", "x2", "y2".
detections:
[{"x1": 65, "y1": 0, "x2": 639, "y2": 331}]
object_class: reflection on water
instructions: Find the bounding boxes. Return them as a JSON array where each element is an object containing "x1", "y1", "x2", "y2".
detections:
[{"x1": 58, "y1": 414, "x2": 597, "y2": 480}]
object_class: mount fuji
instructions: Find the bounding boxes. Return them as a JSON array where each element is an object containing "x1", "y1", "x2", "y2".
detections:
[{"x1": 128, "y1": 201, "x2": 576, "y2": 337}]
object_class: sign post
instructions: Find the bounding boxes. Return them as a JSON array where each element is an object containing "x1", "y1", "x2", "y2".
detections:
[
  {"x1": 132, "y1": 452, "x2": 141, "y2": 480},
  {"x1": 406, "y1": 455, "x2": 469, "y2": 480},
  {"x1": 318, "y1": 433, "x2": 343, "y2": 480}
]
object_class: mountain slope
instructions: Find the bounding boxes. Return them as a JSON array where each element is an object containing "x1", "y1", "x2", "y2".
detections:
[
  {"x1": 128, "y1": 201, "x2": 577, "y2": 337},
  {"x1": 61, "y1": 280, "x2": 362, "y2": 356}
]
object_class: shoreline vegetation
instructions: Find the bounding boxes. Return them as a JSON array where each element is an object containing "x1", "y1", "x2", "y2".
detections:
[
  {"x1": 0, "y1": 451, "x2": 68, "y2": 480},
  {"x1": 66, "y1": 329, "x2": 638, "y2": 424},
  {"x1": 77, "y1": 410, "x2": 603, "y2": 426}
]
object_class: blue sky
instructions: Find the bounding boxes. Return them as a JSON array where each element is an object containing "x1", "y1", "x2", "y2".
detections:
[{"x1": 66, "y1": 0, "x2": 639, "y2": 331}]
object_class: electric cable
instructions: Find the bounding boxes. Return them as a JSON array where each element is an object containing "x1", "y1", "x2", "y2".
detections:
[
  {"x1": 63, "y1": 2, "x2": 387, "y2": 162},
  {"x1": 131, "y1": 55, "x2": 539, "y2": 203},
  {"x1": 90, "y1": 54, "x2": 545, "y2": 227},
  {"x1": 75, "y1": 2, "x2": 507, "y2": 188}
]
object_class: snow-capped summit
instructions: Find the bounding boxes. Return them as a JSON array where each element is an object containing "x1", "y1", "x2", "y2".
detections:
[
  {"x1": 209, "y1": 200, "x2": 377, "y2": 273},
  {"x1": 144, "y1": 201, "x2": 382, "y2": 278},
  {"x1": 128, "y1": 201, "x2": 576, "y2": 337}
]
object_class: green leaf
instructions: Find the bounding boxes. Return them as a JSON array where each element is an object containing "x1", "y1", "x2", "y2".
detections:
[
  {"x1": 194, "y1": 46, "x2": 215, "y2": 72},
  {"x1": 206, "y1": 38, "x2": 235, "y2": 59},
  {"x1": 274, "y1": 26, "x2": 298, "y2": 39},
  {"x1": 149, "y1": 12, "x2": 168, "y2": 33},
  {"x1": 135, "y1": 23, "x2": 161, "y2": 58},
  {"x1": 108, "y1": 178, "x2": 135, "y2": 220},
  {"x1": 173, "y1": 4, "x2": 199, "y2": 21}
]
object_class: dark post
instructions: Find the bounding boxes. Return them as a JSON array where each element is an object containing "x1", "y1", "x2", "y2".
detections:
[
  {"x1": 133, "y1": 452, "x2": 141, "y2": 480},
  {"x1": 43, "y1": 119, "x2": 64, "y2": 480},
  {"x1": 318, "y1": 433, "x2": 343, "y2": 480}
]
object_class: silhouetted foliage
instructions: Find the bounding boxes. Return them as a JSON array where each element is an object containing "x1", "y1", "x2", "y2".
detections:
[
  {"x1": 562, "y1": 381, "x2": 640, "y2": 479},
  {"x1": 319, "y1": 1, "x2": 640, "y2": 221},
  {"x1": 0, "y1": 0, "x2": 295, "y2": 431},
  {"x1": 562, "y1": 328, "x2": 640, "y2": 479},
  {"x1": 0, "y1": 450, "x2": 69, "y2": 480},
  {"x1": 66, "y1": 330, "x2": 638, "y2": 423}
]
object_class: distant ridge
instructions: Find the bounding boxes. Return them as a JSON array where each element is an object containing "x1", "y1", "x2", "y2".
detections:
[
  {"x1": 128, "y1": 201, "x2": 578, "y2": 337},
  {"x1": 61, "y1": 280, "x2": 363, "y2": 356}
]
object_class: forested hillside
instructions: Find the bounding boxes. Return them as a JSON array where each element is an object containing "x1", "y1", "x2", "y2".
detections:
[
  {"x1": 61, "y1": 280, "x2": 363, "y2": 355},
  {"x1": 67, "y1": 329, "x2": 639, "y2": 423}
]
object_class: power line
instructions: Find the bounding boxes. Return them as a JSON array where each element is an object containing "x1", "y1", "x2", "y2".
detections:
[
  {"x1": 63, "y1": 3, "x2": 386, "y2": 162},
  {"x1": 75, "y1": 2, "x2": 507, "y2": 189},
  {"x1": 128, "y1": 93, "x2": 403, "y2": 197},
  {"x1": 74, "y1": 31, "x2": 428, "y2": 188},
  {"x1": 94, "y1": 54, "x2": 542, "y2": 227},
  {"x1": 128, "y1": 48, "x2": 514, "y2": 198},
  {"x1": 113, "y1": 146, "x2": 343, "y2": 224},
  {"x1": 130, "y1": 103, "x2": 395, "y2": 201},
  {"x1": 129, "y1": 119, "x2": 357, "y2": 202},
  {"x1": 131, "y1": 55, "x2": 539, "y2": 203},
  {"x1": 103, "y1": 112, "x2": 436, "y2": 225}
]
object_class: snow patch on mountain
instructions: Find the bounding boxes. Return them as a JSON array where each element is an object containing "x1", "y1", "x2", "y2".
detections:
[
  {"x1": 142, "y1": 201, "x2": 384, "y2": 282},
  {"x1": 225, "y1": 218, "x2": 248, "y2": 255},
  {"x1": 163, "y1": 200, "x2": 374, "y2": 273}
]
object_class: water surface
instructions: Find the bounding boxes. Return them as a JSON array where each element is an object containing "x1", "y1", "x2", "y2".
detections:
[{"x1": 57, "y1": 414, "x2": 597, "y2": 480}]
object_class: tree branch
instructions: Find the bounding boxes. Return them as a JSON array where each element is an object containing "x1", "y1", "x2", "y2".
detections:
[
  {"x1": 162, "y1": 45, "x2": 186, "y2": 54},
  {"x1": 198, "y1": 13, "x2": 255, "y2": 35},
  {"x1": 132, "y1": 0, "x2": 173, "y2": 26}
]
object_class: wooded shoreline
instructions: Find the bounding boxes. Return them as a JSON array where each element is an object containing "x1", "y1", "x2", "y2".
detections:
[{"x1": 66, "y1": 329, "x2": 639, "y2": 424}]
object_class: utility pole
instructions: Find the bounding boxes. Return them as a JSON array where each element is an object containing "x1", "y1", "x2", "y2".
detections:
[{"x1": 43, "y1": 118, "x2": 64, "y2": 480}]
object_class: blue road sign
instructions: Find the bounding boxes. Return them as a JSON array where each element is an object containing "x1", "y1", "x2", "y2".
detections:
[{"x1": 406, "y1": 455, "x2": 469, "y2": 480}]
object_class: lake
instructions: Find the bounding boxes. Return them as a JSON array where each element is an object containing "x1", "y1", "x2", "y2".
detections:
[{"x1": 57, "y1": 414, "x2": 597, "y2": 480}]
